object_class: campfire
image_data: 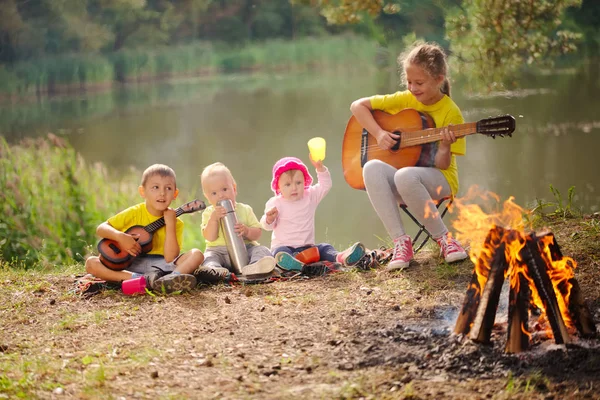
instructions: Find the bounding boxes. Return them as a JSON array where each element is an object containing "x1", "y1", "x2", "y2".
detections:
[{"x1": 450, "y1": 187, "x2": 597, "y2": 353}]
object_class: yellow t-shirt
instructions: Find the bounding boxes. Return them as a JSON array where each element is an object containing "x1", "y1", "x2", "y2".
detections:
[
  {"x1": 107, "y1": 202, "x2": 184, "y2": 256},
  {"x1": 370, "y1": 91, "x2": 466, "y2": 195},
  {"x1": 201, "y1": 202, "x2": 261, "y2": 248}
]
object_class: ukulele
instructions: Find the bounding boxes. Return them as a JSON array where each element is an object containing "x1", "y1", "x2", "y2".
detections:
[
  {"x1": 97, "y1": 199, "x2": 206, "y2": 271},
  {"x1": 342, "y1": 108, "x2": 516, "y2": 190}
]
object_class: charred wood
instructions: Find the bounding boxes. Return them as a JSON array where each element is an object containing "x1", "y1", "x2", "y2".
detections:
[
  {"x1": 522, "y1": 233, "x2": 570, "y2": 345},
  {"x1": 566, "y1": 278, "x2": 597, "y2": 338},
  {"x1": 454, "y1": 226, "x2": 505, "y2": 336},
  {"x1": 506, "y1": 273, "x2": 531, "y2": 353},
  {"x1": 469, "y1": 241, "x2": 509, "y2": 344},
  {"x1": 536, "y1": 232, "x2": 596, "y2": 338}
]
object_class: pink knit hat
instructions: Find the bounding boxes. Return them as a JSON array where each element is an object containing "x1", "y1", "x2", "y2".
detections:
[{"x1": 271, "y1": 157, "x2": 313, "y2": 195}]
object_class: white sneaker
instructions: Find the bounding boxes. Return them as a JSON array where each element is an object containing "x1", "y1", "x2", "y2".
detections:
[{"x1": 242, "y1": 256, "x2": 276, "y2": 276}]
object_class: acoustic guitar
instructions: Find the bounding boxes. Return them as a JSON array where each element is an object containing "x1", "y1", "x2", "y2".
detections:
[
  {"x1": 342, "y1": 108, "x2": 516, "y2": 190},
  {"x1": 98, "y1": 199, "x2": 206, "y2": 271}
]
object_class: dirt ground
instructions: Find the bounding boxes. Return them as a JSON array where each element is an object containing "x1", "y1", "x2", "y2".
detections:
[{"x1": 1, "y1": 215, "x2": 600, "y2": 400}]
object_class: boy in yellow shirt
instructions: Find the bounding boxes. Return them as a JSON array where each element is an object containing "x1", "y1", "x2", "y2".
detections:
[{"x1": 85, "y1": 164, "x2": 203, "y2": 293}]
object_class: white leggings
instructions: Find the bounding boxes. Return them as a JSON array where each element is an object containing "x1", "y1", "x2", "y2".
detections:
[{"x1": 362, "y1": 160, "x2": 452, "y2": 240}]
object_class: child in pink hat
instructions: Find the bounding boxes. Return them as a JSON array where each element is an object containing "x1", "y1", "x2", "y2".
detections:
[{"x1": 260, "y1": 155, "x2": 366, "y2": 273}]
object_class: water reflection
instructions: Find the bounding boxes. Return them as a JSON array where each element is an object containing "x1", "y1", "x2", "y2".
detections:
[{"x1": 3, "y1": 64, "x2": 599, "y2": 249}]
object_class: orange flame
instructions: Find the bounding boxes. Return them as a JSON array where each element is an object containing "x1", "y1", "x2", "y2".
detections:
[{"x1": 451, "y1": 186, "x2": 577, "y2": 336}]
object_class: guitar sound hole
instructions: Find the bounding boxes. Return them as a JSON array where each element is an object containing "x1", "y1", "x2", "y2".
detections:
[
  {"x1": 391, "y1": 132, "x2": 401, "y2": 151},
  {"x1": 109, "y1": 243, "x2": 121, "y2": 254}
]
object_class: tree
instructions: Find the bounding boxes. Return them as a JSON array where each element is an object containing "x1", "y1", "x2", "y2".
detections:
[
  {"x1": 446, "y1": 0, "x2": 583, "y2": 89},
  {"x1": 291, "y1": 0, "x2": 400, "y2": 24},
  {"x1": 294, "y1": 0, "x2": 584, "y2": 89}
]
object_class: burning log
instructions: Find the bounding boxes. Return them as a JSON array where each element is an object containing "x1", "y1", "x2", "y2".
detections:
[
  {"x1": 505, "y1": 273, "x2": 530, "y2": 353},
  {"x1": 454, "y1": 226, "x2": 506, "y2": 336},
  {"x1": 469, "y1": 239, "x2": 509, "y2": 344},
  {"x1": 567, "y1": 279, "x2": 597, "y2": 338},
  {"x1": 451, "y1": 191, "x2": 596, "y2": 353},
  {"x1": 520, "y1": 232, "x2": 570, "y2": 345},
  {"x1": 453, "y1": 271, "x2": 481, "y2": 336},
  {"x1": 538, "y1": 232, "x2": 597, "y2": 338}
]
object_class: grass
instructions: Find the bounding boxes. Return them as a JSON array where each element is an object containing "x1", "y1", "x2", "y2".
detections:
[
  {"x1": 530, "y1": 184, "x2": 581, "y2": 222},
  {"x1": 2, "y1": 35, "x2": 378, "y2": 98},
  {"x1": 0, "y1": 135, "x2": 205, "y2": 269}
]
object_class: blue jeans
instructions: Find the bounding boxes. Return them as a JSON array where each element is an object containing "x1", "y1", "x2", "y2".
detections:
[{"x1": 272, "y1": 243, "x2": 337, "y2": 263}]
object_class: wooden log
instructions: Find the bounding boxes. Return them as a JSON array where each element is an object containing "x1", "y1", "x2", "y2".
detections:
[
  {"x1": 566, "y1": 278, "x2": 597, "y2": 338},
  {"x1": 453, "y1": 271, "x2": 482, "y2": 335},
  {"x1": 469, "y1": 240, "x2": 509, "y2": 344},
  {"x1": 505, "y1": 273, "x2": 531, "y2": 353},
  {"x1": 454, "y1": 226, "x2": 505, "y2": 335},
  {"x1": 536, "y1": 231, "x2": 597, "y2": 338},
  {"x1": 521, "y1": 233, "x2": 570, "y2": 344}
]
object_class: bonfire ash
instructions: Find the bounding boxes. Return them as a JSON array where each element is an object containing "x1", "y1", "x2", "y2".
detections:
[{"x1": 454, "y1": 226, "x2": 597, "y2": 353}]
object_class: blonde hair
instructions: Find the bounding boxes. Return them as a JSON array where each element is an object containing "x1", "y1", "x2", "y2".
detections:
[
  {"x1": 201, "y1": 162, "x2": 236, "y2": 187},
  {"x1": 398, "y1": 41, "x2": 451, "y2": 96},
  {"x1": 141, "y1": 164, "x2": 176, "y2": 187}
]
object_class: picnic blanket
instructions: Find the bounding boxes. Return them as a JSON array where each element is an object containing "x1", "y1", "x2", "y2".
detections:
[{"x1": 69, "y1": 248, "x2": 393, "y2": 297}]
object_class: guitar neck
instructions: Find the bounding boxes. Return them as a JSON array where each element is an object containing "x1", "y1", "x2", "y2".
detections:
[
  {"x1": 144, "y1": 207, "x2": 185, "y2": 234},
  {"x1": 400, "y1": 122, "x2": 477, "y2": 148}
]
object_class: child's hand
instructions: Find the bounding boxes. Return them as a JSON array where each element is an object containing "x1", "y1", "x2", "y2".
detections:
[
  {"x1": 265, "y1": 207, "x2": 278, "y2": 224},
  {"x1": 118, "y1": 233, "x2": 141, "y2": 257},
  {"x1": 210, "y1": 205, "x2": 227, "y2": 221},
  {"x1": 375, "y1": 128, "x2": 401, "y2": 150},
  {"x1": 439, "y1": 125, "x2": 457, "y2": 147},
  {"x1": 308, "y1": 153, "x2": 325, "y2": 172},
  {"x1": 234, "y1": 223, "x2": 248, "y2": 238},
  {"x1": 164, "y1": 208, "x2": 176, "y2": 226}
]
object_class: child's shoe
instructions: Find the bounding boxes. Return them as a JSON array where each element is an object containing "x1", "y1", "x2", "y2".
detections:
[
  {"x1": 354, "y1": 250, "x2": 377, "y2": 271},
  {"x1": 152, "y1": 273, "x2": 197, "y2": 293},
  {"x1": 386, "y1": 235, "x2": 413, "y2": 271},
  {"x1": 144, "y1": 266, "x2": 168, "y2": 289},
  {"x1": 193, "y1": 266, "x2": 230, "y2": 285},
  {"x1": 242, "y1": 256, "x2": 276, "y2": 275},
  {"x1": 275, "y1": 252, "x2": 304, "y2": 271},
  {"x1": 301, "y1": 261, "x2": 343, "y2": 277},
  {"x1": 436, "y1": 234, "x2": 468, "y2": 263},
  {"x1": 335, "y1": 242, "x2": 366, "y2": 266}
]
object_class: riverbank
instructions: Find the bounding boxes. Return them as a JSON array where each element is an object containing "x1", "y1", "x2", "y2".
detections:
[
  {"x1": 1, "y1": 213, "x2": 598, "y2": 399},
  {"x1": 0, "y1": 35, "x2": 381, "y2": 103}
]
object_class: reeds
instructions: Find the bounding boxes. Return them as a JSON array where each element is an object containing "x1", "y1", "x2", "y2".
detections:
[
  {"x1": 0, "y1": 135, "x2": 204, "y2": 269},
  {"x1": 2, "y1": 36, "x2": 377, "y2": 98}
]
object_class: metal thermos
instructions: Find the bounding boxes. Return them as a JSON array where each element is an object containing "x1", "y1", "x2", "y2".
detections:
[{"x1": 217, "y1": 199, "x2": 248, "y2": 274}]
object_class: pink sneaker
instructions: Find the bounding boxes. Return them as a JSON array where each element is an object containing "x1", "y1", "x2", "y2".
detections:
[
  {"x1": 436, "y1": 234, "x2": 468, "y2": 263},
  {"x1": 386, "y1": 235, "x2": 413, "y2": 271}
]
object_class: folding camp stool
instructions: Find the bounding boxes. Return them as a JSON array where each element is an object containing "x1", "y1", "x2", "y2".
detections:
[{"x1": 399, "y1": 196, "x2": 453, "y2": 254}]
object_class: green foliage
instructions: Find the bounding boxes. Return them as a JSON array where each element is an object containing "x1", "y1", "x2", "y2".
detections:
[
  {"x1": 446, "y1": 0, "x2": 583, "y2": 90},
  {"x1": 531, "y1": 184, "x2": 581, "y2": 219},
  {"x1": 583, "y1": 218, "x2": 600, "y2": 236},
  {"x1": 0, "y1": 35, "x2": 374, "y2": 95},
  {"x1": 0, "y1": 135, "x2": 131, "y2": 267},
  {"x1": 292, "y1": 0, "x2": 401, "y2": 24},
  {"x1": 505, "y1": 370, "x2": 550, "y2": 395},
  {"x1": 0, "y1": 136, "x2": 204, "y2": 268},
  {"x1": 1, "y1": 0, "x2": 598, "y2": 96}
]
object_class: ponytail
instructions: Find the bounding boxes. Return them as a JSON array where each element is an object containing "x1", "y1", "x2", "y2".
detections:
[{"x1": 441, "y1": 78, "x2": 451, "y2": 97}]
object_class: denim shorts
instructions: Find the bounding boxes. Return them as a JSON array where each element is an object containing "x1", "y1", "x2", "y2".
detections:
[{"x1": 126, "y1": 254, "x2": 181, "y2": 274}]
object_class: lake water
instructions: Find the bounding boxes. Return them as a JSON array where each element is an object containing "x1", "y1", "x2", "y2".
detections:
[{"x1": 3, "y1": 62, "x2": 600, "y2": 250}]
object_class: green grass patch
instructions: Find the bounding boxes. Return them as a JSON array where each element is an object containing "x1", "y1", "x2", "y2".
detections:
[
  {"x1": 2, "y1": 35, "x2": 377, "y2": 97},
  {"x1": 0, "y1": 136, "x2": 204, "y2": 269}
]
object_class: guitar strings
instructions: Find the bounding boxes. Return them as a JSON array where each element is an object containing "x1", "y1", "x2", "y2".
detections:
[{"x1": 360, "y1": 124, "x2": 478, "y2": 149}]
